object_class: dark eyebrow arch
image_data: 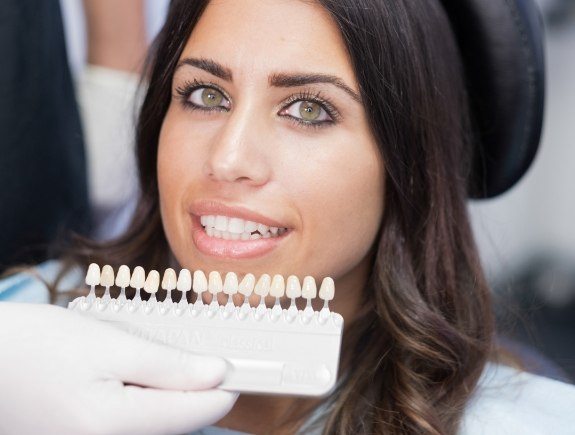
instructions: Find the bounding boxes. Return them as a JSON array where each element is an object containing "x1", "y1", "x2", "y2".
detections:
[
  {"x1": 176, "y1": 57, "x2": 362, "y2": 104},
  {"x1": 269, "y1": 72, "x2": 362, "y2": 104},
  {"x1": 177, "y1": 57, "x2": 233, "y2": 81}
]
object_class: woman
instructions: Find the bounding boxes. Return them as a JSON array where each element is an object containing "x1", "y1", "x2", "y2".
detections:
[{"x1": 1, "y1": 0, "x2": 574, "y2": 434}]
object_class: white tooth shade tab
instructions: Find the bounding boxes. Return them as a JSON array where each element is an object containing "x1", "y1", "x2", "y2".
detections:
[
  {"x1": 208, "y1": 271, "x2": 223, "y2": 294},
  {"x1": 144, "y1": 270, "x2": 160, "y2": 294},
  {"x1": 161, "y1": 268, "x2": 177, "y2": 291},
  {"x1": 270, "y1": 274, "x2": 285, "y2": 298},
  {"x1": 319, "y1": 277, "x2": 335, "y2": 301},
  {"x1": 223, "y1": 272, "x2": 239, "y2": 295},
  {"x1": 285, "y1": 275, "x2": 302, "y2": 299},
  {"x1": 85, "y1": 263, "x2": 100, "y2": 286},
  {"x1": 238, "y1": 273, "x2": 255, "y2": 296},
  {"x1": 177, "y1": 269, "x2": 192, "y2": 292},
  {"x1": 115, "y1": 265, "x2": 130, "y2": 288},
  {"x1": 130, "y1": 266, "x2": 146, "y2": 289},
  {"x1": 100, "y1": 265, "x2": 115, "y2": 287},
  {"x1": 192, "y1": 270, "x2": 208, "y2": 293},
  {"x1": 302, "y1": 276, "x2": 317, "y2": 299},
  {"x1": 254, "y1": 274, "x2": 271, "y2": 296}
]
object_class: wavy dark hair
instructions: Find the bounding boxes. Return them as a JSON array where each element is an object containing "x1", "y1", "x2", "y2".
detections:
[{"x1": 60, "y1": 0, "x2": 496, "y2": 433}]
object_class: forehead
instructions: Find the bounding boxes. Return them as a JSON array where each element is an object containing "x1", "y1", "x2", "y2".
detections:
[{"x1": 181, "y1": 0, "x2": 357, "y2": 87}]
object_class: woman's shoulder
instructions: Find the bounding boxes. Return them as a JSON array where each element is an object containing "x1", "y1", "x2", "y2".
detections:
[
  {"x1": 0, "y1": 260, "x2": 82, "y2": 304},
  {"x1": 460, "y1": 362, "x2": 575, "y2": 435}
]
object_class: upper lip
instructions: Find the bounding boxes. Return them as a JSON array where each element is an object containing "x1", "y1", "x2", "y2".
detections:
[{"x1": 189, "y1": 199, "x2": 290, "y2": 229}]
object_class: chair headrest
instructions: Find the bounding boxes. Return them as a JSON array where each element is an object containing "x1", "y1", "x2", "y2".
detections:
[{"x1": 441, "y1": 0, "x2": 545, "y2": 198}]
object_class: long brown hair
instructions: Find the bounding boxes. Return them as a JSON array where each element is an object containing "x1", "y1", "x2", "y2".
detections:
[{"x1": 60, "y1": 0, "x2": 494, "y2": 433}]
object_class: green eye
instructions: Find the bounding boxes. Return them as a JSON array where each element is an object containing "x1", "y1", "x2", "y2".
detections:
[
  {"x1": 299, "y1": 101, "x2": 322, "y2": 121},
  {"x1": 201, "y1": 88, "x2": 224, "y2": 107},
  {"x1": 183, "y1": 85, "x2": 231, "y2": 110},
  {"x1": 282, "y1": 100, "x2": 332, "y2": 124}
]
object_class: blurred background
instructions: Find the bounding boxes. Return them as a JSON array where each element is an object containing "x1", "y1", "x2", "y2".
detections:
[{"x1": 1, "y1": 0, "x2": 573, "y2": 379}]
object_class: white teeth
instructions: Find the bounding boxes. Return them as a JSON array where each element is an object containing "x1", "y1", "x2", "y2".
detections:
[
  {"x1": 214, "y1": 215, "x2": 228, "y2": 232},
  {"x1": 144, "y1": 270, "x2": 160, "y2": 294},
  {"x1": 302, "y1": 276, "x2": 317, "y2": 299},
  {"x1": 192, "y1": 270, "x2": 207, "y2": 293},
  {"x1": 250, "y1": 233, "x2": 261, "y2": 240},
  {"x1": 177, "y1": 269, "x2": 192, "y2": 292},
  {"x1": 201, "y1": 215, "x2": 287, "y2": 240},
  {"x1": 270, "y1": 274, "x2": 285, "y2": 297},
  {"x1": 86, "y1": 263, "x2": 101, "y2": 286},
  {"x1": 244, "y1": 221, "x2": 258, "y2": 233},
  {"x1": 130, "y1": 266, "x2": 146, "y2": 289},
  {"x1": 238, "y1": 273, "x2": 256, "y2": 296},
  {"x1": 100, "y1": 265, "x2": 115, "y2": 287},
  {"x1": 254, "y1": 274, "x2": 271, "y2": 296},
  {"x1": 223, "y1": 272, "x2": 239, "y2": 295},
  {"x1": 286, "y1": 275, "x2": 302, "y2": 298},
  {"x1": 115, "y1": 265, "x2": 131, "y2": 288},
  {"x1": 319, "y1": 277, "x2": 335, "y2": 301},
  {"x1": 208, "y1": 271, "x2": 223, "y2": 294},
  {"x1": 228, "y1": 217, "x2": 245, "y2": 234},
  {"x1": 161, "y1": 268, "x2": 177, "y2": 291}
]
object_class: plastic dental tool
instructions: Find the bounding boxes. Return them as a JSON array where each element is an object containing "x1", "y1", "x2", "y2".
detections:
[
  {"x1": 68, "y1": 264, "x2": 344, "y2": 397},
  {"x1": 115, "y1": 265, "x2": 131, "y2": 303}
]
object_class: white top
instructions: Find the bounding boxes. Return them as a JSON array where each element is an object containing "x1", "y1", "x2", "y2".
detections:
[{"x1": 1, "y1": 261, "x2": 574, "y2": 434}]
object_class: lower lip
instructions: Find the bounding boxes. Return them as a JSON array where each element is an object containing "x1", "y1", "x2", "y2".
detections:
[{"x1": 190, "y1": 215, "x2": 290, "y2": 259}]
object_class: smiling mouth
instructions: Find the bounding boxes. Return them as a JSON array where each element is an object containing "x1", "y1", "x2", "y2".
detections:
[{"x1": 200, "y1": 215, "x2": 289, "y2": 240}]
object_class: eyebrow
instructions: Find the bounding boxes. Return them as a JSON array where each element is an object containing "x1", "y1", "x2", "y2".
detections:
[{"x1": 176, "y1": 57, "x2": 362, "y2": 104}]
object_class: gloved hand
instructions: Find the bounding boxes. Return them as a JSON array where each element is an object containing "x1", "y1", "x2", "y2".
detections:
[{"x1": 0, "y1": 302, "x2": 238, "y2": 435}]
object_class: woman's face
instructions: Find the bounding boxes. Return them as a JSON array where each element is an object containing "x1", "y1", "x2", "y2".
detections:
[{"x1": 158, "y1": 0, "x2": 384, "y2": 305}]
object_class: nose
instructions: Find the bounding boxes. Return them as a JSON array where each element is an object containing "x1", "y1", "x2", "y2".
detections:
[{"x1": 202, "y1": 103, "x2": 271, "y2": 186}]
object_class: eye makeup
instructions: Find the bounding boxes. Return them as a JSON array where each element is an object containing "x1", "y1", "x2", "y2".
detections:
[{"x1": 173, "y1": 78, "x2": 342, "y2": 130}]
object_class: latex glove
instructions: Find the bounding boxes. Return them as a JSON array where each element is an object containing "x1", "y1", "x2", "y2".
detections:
[{"x1": 0, "y1": 303, "x2": 238, "y2": 435}]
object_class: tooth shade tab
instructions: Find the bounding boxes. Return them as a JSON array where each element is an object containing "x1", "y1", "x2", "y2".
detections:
[
  {"x1": 238, "y1": 273, "x2": 255, "y2": 296},
  {"x1": 208, "y1": 271, "x2": 223, "y2": 295},
  {"x1": 144, "y1": 270, "x2": 160, "y2": 294},
  {"x1": 254, "y1": 274, "x2": 271, "y2": 297},
  {"x1": 86, "y1": 263, "x2": 101, "y2": 286},
  {"x1": 130, "y1": 266, "x2": 146, "y2": 289},
  {"x1": 270, "y1": 274, "x2": 285, "y2": 298},
  {"x1": 115, "y1": 265, "x2": 130, "y2": 288},
  {"x1": 319, "y1": 277, "x2": 335, "y2": 301},
  {"x1": 285, "y1": 275, "x2": 301, "y2": 299},
  {"x1": 177, "y1": 269, "x2": 192, "y2": 292},
  {"x1": 100, "y1": 265, "x2": 115, "y2": 287},
  {"x1": 193, "y1": 270, "x2": 208, "y2": 294},
  {"x1": 223, "y1": 272, "x2": 239, "y2": 295},
  {"x1": 161, "y1": 268, "x2": 177, "y2": 291},
  {"x1": 302, "y1": 276, "x2": 317, "y2": 299}
]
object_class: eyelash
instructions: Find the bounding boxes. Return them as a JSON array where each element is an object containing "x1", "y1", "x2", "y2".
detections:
[{"x1": 174, "y1": 79, "x2": 341, "y2": 130}]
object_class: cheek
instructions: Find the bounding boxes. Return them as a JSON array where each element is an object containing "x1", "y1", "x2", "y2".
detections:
[
  {"x1": 286, "y1": 139, "x2": 385, "y2": 279},
  {"x1": 157, "y1": 111, "x2": 201, "y2": 252}
]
